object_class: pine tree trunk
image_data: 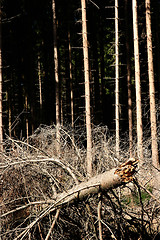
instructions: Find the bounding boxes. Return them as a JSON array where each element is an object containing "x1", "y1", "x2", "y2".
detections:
[
  {"x1": 38, "y1": 56, "x2": 42, "y2": 121},
  {"x1": 81, "y1": 0, "x2": 92, "y2": 177},
  {"x1": 132, "y1": 0, "x2": 143, "y2": 161},
  {"x1": 115, "y1": 0, "x2": 120, "y2": 158},
  {"x1": 52, "y1": 0, "x2": 60, "y2": 154},
  {"x1": 125, "y1": 0, "x2": 133, "y2": 157},
  {"x1": 145, "y1": 0, "x2": 160, "y2": 194},
  {"x1": 8, "y1": 101, "x2": 12, "y2": 138},
  {"x1": 25, "y1": 96, "x2": 29, "y2": 142},
  {"x1": 146, "y1": 0, "x2": 159, "y2": 168},
  {"x1": 0, "y1": 4, "x2": 3, "y2": 150},
  {"x1": 68, "y1": 31, "x2": 74, "y2": 129}
]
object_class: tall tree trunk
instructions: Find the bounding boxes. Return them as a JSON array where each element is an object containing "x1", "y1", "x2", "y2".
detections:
[
  {"x1": 132, "y1": 0, "x2": 143, "y2": 161},
  {"x1": 52, "y1": 0, "x2": 60, "y2": 154},
  {"x1": 68, "y1": 31, "x2": 74, "y2": 129},
  {"x1": 145, "y1": 0, "x2": 159, "y2": 192},
  {"x1": 0, "y1": 3, "x2": 3, "y2": 150},
  {"x1": 8, "y1": 101, "x2": 12, "y2": 138},
  {"x1": 99, "y1": 12, "x2": 105, "y2": 123},
  {"x1": 25, "y1": 95, "x2": 29, "y2": 143},
  {"x1": 125, "y1": 0, "x2": 133, "y2": 157},
  {"x1": 81, "y1": 0, "x2": 92, "y2": 177},
  {"x1": 115, "y1": 0, "x2": 120, "y2": 158},
  {"x1": 91, "y1": 9, "x2": 101, "y2": 124},
  {"x1": 38, "y1": 56, "x2": 42, "y2": 121}
]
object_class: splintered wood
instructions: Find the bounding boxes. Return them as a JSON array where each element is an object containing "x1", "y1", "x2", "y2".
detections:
[{"x1": 114, "y1": 158, "x2": 139, "y2": 182}]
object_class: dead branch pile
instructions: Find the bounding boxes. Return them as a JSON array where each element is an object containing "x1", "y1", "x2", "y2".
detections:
[{"x1": 0, "y1": 124, "x2": 160, "y2": 240}]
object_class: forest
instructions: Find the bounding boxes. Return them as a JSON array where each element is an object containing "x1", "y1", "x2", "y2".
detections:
[{"x1": 0, "y1": 0, "x2": 160, "y2": 239}]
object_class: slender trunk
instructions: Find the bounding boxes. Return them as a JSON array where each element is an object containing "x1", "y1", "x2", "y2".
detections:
[
  {"x1": 8, "y1": 102, "x2": 12, "y2": 137},
  {"x1": 91, "y1": 10, "x2": 101, "y2": 124},
  {"x1": 25, "y1": 96, "x2": 29, "y2": 143},
  {"x1": 52, "y1": 0, "x2": 60, "y2": 154},
  {"x1": 115, "y1": 0, "x2": 120, "y2": 158},
  {"x1": 100, "y1": 25, "x2": 105, "y2": 123},
  {"x1": 81, "y1": 0, "x2": 92, "y2": 177},
  {"x1": 68, "y1": 31, "x2": 74, "y2": 129},
  {"x1": 132, "y1": 0, "x2": 143, "y2": 161},
  {"x1": 125, "y1": 0, "x2": 133, "y2": 157},
  {"x1": 145, "y1": 0, "x2": 159, "y2": 173},
  {"x1": 6, "y1": 90, "x2": 12, "y2": 137},
  {"x1": 0, "y1": 4, "x2": 3, "y2": 150},
  {"x1": 38, "y1": 56, "x2": 42, "y2": 121}
]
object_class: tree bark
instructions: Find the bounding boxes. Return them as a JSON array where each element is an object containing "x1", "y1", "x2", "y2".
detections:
[
  {"x1": 52, "y1": 0, "x2": 60, "y2": 154},
  {"x1": 145, "y1": 0, "x2": 159, "y2": 169},
  {"x1": 55, "y1": 158, "x2": 139, "y2": 206},
  {"x1": 38, "y1": 55, "x2": 43, "y2": 121},
  {"x1": 81, "y1": 0, "x2": 92, "y2": 177},
  {"x1": 115, "y1": 0, "x2": 120, "y2": 158},
  {"x1": 145, "y1": 0, "x2": 160, "y2": 195},
  {"x1": 68, "y1": 31, "x2": 74, "y2": 129},
  {"x1": 132, "y1": 0, "x2": 143, "y2": 161},
  {"x1": 125, "y1": 0, "x2": 133, "y2": 157}
]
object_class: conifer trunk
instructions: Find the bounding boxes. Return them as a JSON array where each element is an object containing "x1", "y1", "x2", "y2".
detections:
[
  {"x1": 125, "y1": 0, "x2": 133, "y2": 157},
  {"x1": 132, "y1": 0, "x2": 143, "y2": 161},
  {"x1": 68, "y1": 31, "x2": 74, "y2": 129},
  {"x1": 146, "y1": 0, "x2": 159, "y2": 169},
  {"x1": 81, "y1": 0, "x2": 92, "y2": 177},
  {"x1": 52, "y1": 0, "x2": 60, "y2": 154},
  {"x1": 115, "y1": 0, "x2": 120, "y2": 158}
]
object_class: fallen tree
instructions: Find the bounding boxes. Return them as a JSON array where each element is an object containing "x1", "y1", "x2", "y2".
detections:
[
  {"x1": 1, "y1": 158, "x2": 139, "y2": 240},
  {"x1": 53, "y1": 158, "x2": 139, "y2": 207}
]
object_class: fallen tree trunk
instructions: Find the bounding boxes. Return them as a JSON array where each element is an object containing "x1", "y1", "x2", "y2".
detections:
[
  {"x1": 54, "y1": 158, "x2": 139, "y2": 207},
  {"x1": 7, "y1": 158, "x2": 139, "y2": 240}
]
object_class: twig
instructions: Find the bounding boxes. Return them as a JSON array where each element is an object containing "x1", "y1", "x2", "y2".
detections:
[
  {"x1": 97, "y1": 194, "x2": 103, "y2": 240},
  {"x1": 45, "y1": 208, "x2": 60, "y2": 240},
  {"x1": 101, "y1": 220, "x2": 117, "y2": 240},
  {"x1": 38, "y1": 222, "x2": 44, "y2": 240},
  {"x1": 137, "y1": 181, "x2": 160, "y2": 205},
  {"x1": 1, "y1": 201, "x2": 54, "y2": 218}
]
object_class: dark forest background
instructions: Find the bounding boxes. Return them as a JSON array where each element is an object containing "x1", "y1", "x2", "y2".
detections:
[{"x1": 1, "y1": 0, "x2": 160, "y2": 139}]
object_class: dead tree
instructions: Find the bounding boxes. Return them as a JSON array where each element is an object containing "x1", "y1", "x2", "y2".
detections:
[{"x1": 1, "y1": 158, "x2": 139, "y2": 240}]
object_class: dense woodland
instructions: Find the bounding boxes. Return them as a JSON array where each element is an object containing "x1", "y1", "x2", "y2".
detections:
[
  {"x1": 0, "y1": 0, "x2": 160, "y2": 239},
  {"x1": 0, "y1": 0, "x2": 159, "y2": 137}
]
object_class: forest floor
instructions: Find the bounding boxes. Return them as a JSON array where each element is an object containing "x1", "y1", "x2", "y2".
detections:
[{"x1": 0, "y1": 124, "x2": 160, "y2": 239}]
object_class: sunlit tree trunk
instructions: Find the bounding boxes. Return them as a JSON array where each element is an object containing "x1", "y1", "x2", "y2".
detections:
[
  {"x1": 145, "y1": 0, "x2": 159, "y2": 192},
  {"x1": 52, "y1": 0, "x2": 60, "y2": 154},
  {"x1": 115, "y1": 0, "x2": 120, "y2": 158},
  {"x1": 132, "y1": 0, "x2": 143, "y2": 161},
  {"x1": 0, "y1": 3, "x2": 3, "y2": 150},
  {"x1": 81, "y1": 0, "x2": 92, "y2": 177},
  {"x1": 125, "y1": 0, "x2": 133, "y2": 157}
]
